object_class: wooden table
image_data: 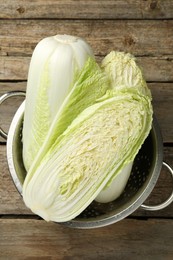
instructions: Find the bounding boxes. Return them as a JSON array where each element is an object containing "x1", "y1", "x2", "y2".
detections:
[{"x1": 0, "y1": 1, "x2": 173, "y2": 259}]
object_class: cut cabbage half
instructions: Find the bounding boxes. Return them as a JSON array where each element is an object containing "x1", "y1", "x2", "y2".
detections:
[{"x1": 23, "y1": 89, "x2": 152, "y2": 222}]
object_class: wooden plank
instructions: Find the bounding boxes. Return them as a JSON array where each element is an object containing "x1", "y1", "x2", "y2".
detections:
[
  {"x1": 0, "y1": 144, "x2": 173, "y2": 217},
  {"x1": 0, "y1": 20, "x2": 173, "y2": 57},
  {"x1": 0, "y1": 82, "x2": 26, "y2": 143},
  {"x1": 150, "y1": 83, "x2": 173, "y2": 143},
  {"x1": 0, "y1": 82, "x2": 173, "y2": 141},
  {"x1": 0, "y1": 0, "x2": 173, "y2": 19},
  {"x1": 0, "y1": 218, "x2": 173, "y2": 259},
  {"x1": 0, "y1": 56, "x2": 173, "y2": 82},
  {"x1": 0, "y1": 57, "x2": 29, "y2": 80},
  {"x1": 0, "y1": 145, "x2": 31, "y2": 214},
  {"x1": 1, "y1": 82, "x2": 173, "y2": 142}
]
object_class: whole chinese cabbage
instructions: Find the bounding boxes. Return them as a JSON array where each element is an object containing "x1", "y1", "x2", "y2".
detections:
[{"x1": 22, "y1": 35, "x2": 95, "y2": 171}]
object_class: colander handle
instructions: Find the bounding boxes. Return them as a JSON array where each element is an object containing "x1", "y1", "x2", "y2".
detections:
[
  {"x1": 141, "y1": 162, "x2": 173, "y2": 211},
  {"x1": 0, "y1": 91, "x2": 26, "y2": 141}
]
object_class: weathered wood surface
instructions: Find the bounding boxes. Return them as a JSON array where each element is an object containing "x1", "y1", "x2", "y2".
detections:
[
  {"x1": 1, "y1": 82, "x2": 173, "y2": 143},
  {"x1": 0, "y1": 0, "x2": 173, "y2": 258},
  {"x1": 0, "y1": 20, "x2": 172, "y2": 90},
  {"x1": 0, "y1": 20, "x2": 173, "y2": 57},
  {"x1": 1, "y1": 56, "x2": 173, "y2": 82},
  {"x1": 0, "y1": 0, "x2": 173, "y2": 19},
  {"x1": 0, "y1": 218, "x2": 173, "y2": 260}
]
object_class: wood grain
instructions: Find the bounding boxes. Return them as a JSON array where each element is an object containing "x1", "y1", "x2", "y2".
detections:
[
  {"x1": 0, "y1": 56, "x2": 173, "y2": 82},
  {"x1": 1, "y1": 82, "x2": 173, "y2": 142},
  {"x1": 0, "y1": 0, "x2": 173, "y2": 19},
  {"x1": 0, "y1": 218, "x2": 173, "y2": 259},
  {"x1": 0, "y1": 20, "x2": 173, "y2": 57}
]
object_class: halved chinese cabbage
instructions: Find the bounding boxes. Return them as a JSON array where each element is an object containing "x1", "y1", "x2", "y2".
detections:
[{"x1": 23, "y1": 89, "x2": 152, "y2": 222}]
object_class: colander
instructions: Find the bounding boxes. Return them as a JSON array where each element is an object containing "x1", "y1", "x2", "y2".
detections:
[{"x1": 1, "y1": 91, "x2": 173, "y2": 229}]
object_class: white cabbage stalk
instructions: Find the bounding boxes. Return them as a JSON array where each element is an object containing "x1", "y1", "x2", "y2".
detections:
[
  {"x1": 96, "y1": 51, "x2": 151, "y2": 203},
  {"x1": 23, "y1": 89, "x2": 152, "y2": 222},
  {"x1": 22, "y1": 34, "x2": 94, "y2": 171}
]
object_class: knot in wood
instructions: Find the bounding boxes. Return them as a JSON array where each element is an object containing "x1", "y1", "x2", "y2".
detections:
[
  {"x1": 150, "y1": 1, "x2": 158, "y2": 10},
  {"x1": 16, "y1": 6, "x2": 25, "y2": 14},
  {"x1": 124, "y1": 35, "x2": 136, "y2": 47}
]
